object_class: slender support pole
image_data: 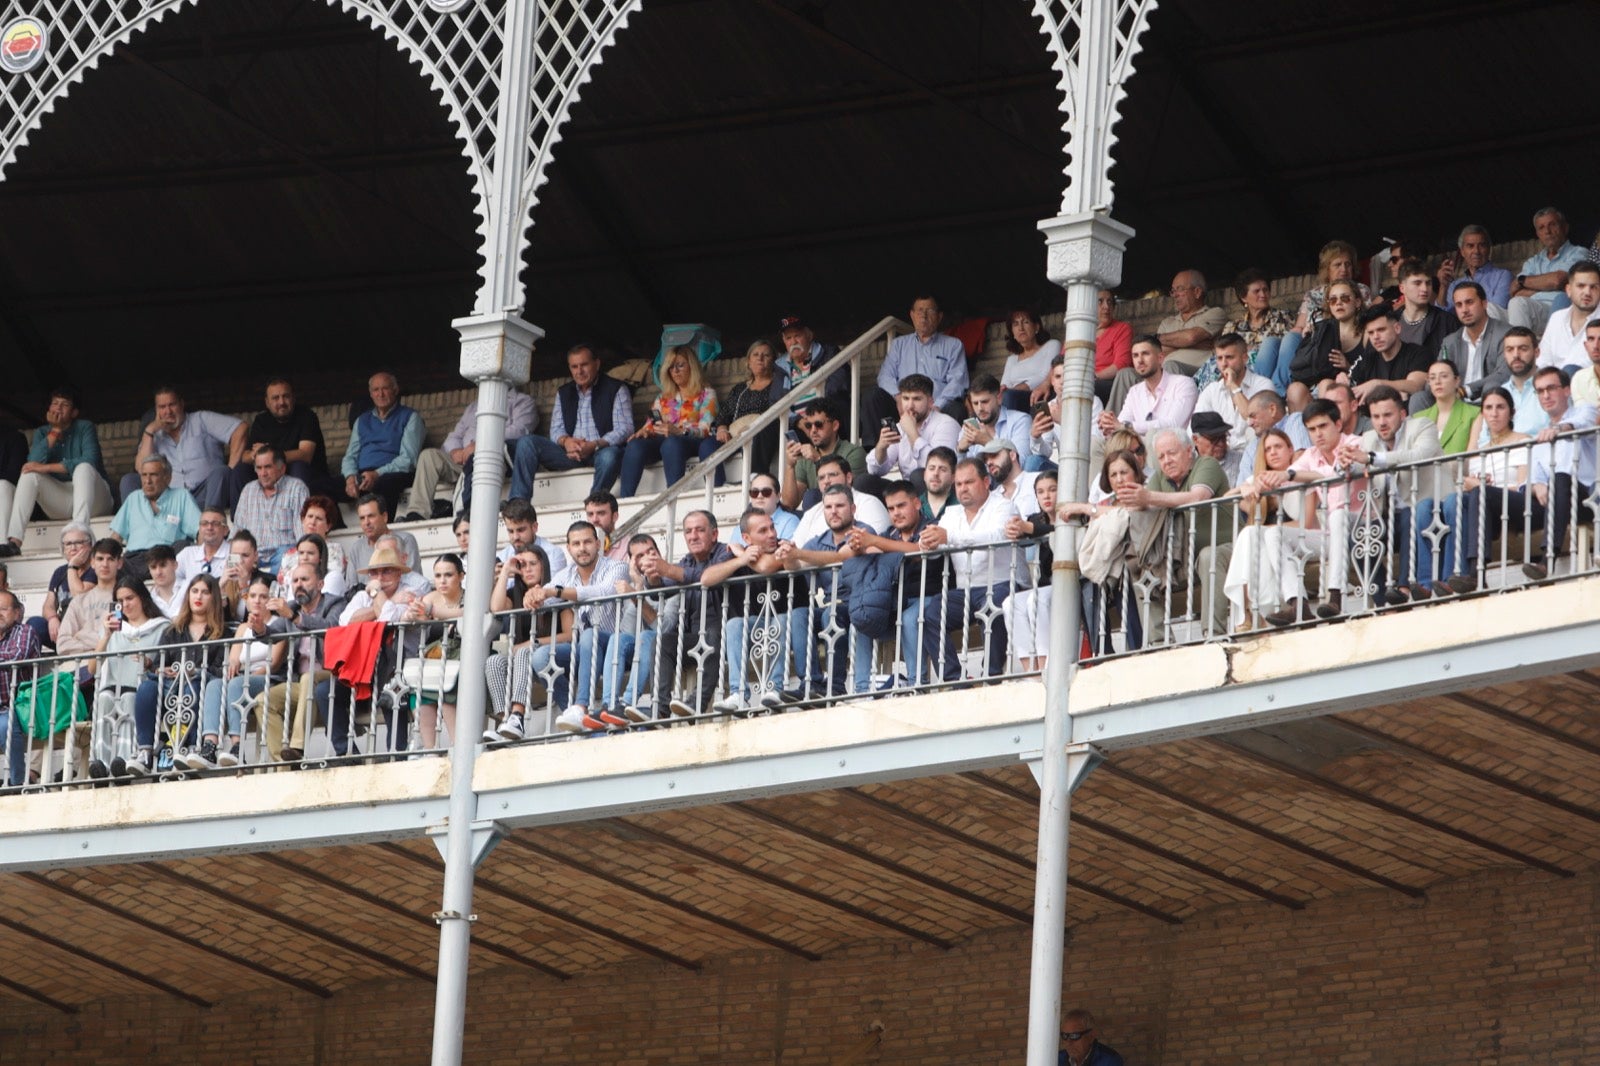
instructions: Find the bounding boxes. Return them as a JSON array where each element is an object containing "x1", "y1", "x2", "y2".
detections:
[{"x1": 1025, "y1": 211, "x2": 1132, "y2": 1066}]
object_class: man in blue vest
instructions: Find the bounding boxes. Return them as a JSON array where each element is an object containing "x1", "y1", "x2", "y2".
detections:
[
  {"x1": 509, "y1": 344, "x2": 634, "y2": 500},
  {"x1": 341, "y1": 371, "x2": 425, "y2": 519}
]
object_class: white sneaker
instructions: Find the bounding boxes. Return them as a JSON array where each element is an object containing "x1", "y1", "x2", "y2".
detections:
[
  {"x1": 554, "y1": 707, "x2": 589, "y2": 733},
  {"x1": 496, "y1": 713, "x2": 525, "y2": 741},
  {"x1": 668, "y1": 698, "x2": 696, "y2": 718},
  {"x1": 711, "y1": 694, "x2": 745, "y2": 715}
]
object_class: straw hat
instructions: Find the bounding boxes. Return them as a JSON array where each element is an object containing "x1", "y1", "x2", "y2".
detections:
[{"x1": 359, "y1": 546, "x2": 408, "y2": 573}]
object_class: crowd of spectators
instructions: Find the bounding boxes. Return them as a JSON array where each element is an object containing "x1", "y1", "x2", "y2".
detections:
[{"x1": 3, "y1": 210, "x2": 1599, "y2": 781}]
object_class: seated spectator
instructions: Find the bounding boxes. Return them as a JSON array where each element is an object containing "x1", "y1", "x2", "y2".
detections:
[
  {"x1": 1002, "y1": 470, "x2": 1057, "y2": 673},
  {"x1": 713, "y1": 339, "x2": 787, "y2": 477},
  {"x1": 127, "y1": 573, "x2": 227, "y2": 777},
  {"x1": 1096, "y1": 334, "x2": 1199, "y2": 441},
  {"x1": 1520, "y1": 367, "x2": 1598, "y2": 581},
  {"x1": 1, "y1": 588, "x2": 42, "y2": 786},
  {"x1": 1250, "y1": 399, "x2": 1366, "y2": 625},
  {"x1": 1339, "y1": 385, "x2": 1442, "y2": 606},
  {"x1": 1441, "y1": 282, "x2": 1511, "y2": 400},
  {"x1": 1348, "y1": 305, "x2": 1431, "y2": 409},
  {"x1": 959, "y1": 374, "x2": 1032, "y2": 460},
  {"x1": 782, "y1": 397, "x2": 869, "y2": 512},
  {"x1": 1436, "y1": 223, "x2": 1512, "y2": 315},
  {"x1": 1499, "y1": 328, "x2": 1551, "y2": 435},
  {"x1": 1415, "y1": 359, "x2": 1479, "y2": 455},
  {"x1": 0, "y1": 430, "x2": 21, "y2": 561},
  {"x1": 863, "y1": 294, "x2": 969, "y2": 434},
  {"x1": 707, "y1": 508, "x2": 809, "y2": 713},
  {"x1": 110, "y1": 456, "x2": 201, "y2": 579},
  {"x1": 728, "y1": 472, "x2": 799, "y2": 548},
  {"x1": 229, "y1": 378, "x2": 337, "y2": 509},
  {"x1": 1058, "y1": 1008, "x2": 1124, "y2": 1066},
  {"x1": 289, "y1": 495, "x2": 350, "y2": 592},
  {"x1": 905, "y1": 458, "x2": 1023, "y2": 684},
  {"x1": 403, "y1": 386, "x2": 535, "y2": 522},
  {"x1": 1091, "y1": 291, "x2": 1132, "y2": 403},
  {"x1": 53, "y1": 540, "x2": 123, "y2": 715},
  {"x1": 1415, "y1": 387, "x2": 1529, "y2": 596},
  {"x1": 866, "y1": 373, "x2": 961, "y2": 487},
  {"x1": 1509, "y1": 207, "x2": 1587, "y2": 334},
  {"x1": 233, "y1": 445, "x2": 309, "y2": 573},
  {"x1": 619, "y1": 344, "x2": 722, "y2": 498},
  {"x1": 27, "y1": 522, "x2": 94, "y2": 651},
  {"x1": 219, "y1": 530, "x2": 276, "y2": 622},
  {"x1": 341, "y1": 371, "x2": 425, "y2": 519},
  {"x1": 1394, "y1": 259, "x2": 1456, "y2": 359},
  {"x1": 1537, "y1": 260, "x2": 1600, "y2": 371},
  {"x1": 276, "y1": 532, "x2": 348, "y2": 601},
  {"x1": 920, "y1": 446, "x2": 958, "y2": 522},
  {"x1": 999, "y1": 308, "x2": 1061, "y2": 412},
  {"x1": 1, "y1": 388, "x2": 114, "y2": 558},
  {"x1": 983, "y1": 438, "x2": 1039, "y2": 519},
  {"x1": 1278, "y1": 246, "x2": 1374, "y2": 392},
  {"x1": 175, "y1": 509, "x2": 231, "y2": 589},
  {"x1": 452, "y1": 511, "x2": 471, "y2": 553},
  {"x1": 124, "y1": 386, "x2": 246, "y2": 512},
  {"x1": 1198, "y1": 270, "x2": 1293, "y2": 391},
  {"x1": 779, "y1": 488, "x2": 877, "y2": 699},
  {"x1": 598, "y1": 534, "x2": 664, "y2": 722},
  {"x1": 792, "y1": 455, "x2": 890, "y2": 547},
  {"x1": 144, "y1": 543, "x2": 182, "y2": 619},
  {"x1": 648, "y1": 511, "x2": 732, "y2": 719},
  {"x1": 185, "y1": 575, "x2": 285, "y2": 770},
  {"x1": 402, "y1": 553, "x2": 467, "y2": 750},
  {"x1": 260, "y1": 563, "x2": 347, "y2": 764},
  {"x1": 495, "y1": 498, "x2": 568, "y2": 578},
  {"x1": 1573, "y1": 319, "x2": 1600, "y2": 408},
  {"x1": 510, "y1": 344, "x2": 632, "y2": 499},
  {"x1": 582, "y1": 490, "x2": 629, "y2": 562},
  {"x1": 324, "y1": 545, "x2": 424, "y2": 756},
  {"x1": 1222, "y1": 429, "x2": 1307, "y2": 629},
  {"x1": 484, "y1": 546, "x2": 569, "y2": 739},
  {"x1": 1026, "y1": 355, "x2": 1105, "y2": 474},
  {"x1": 345, "y1": 492, "x2": 422, "y2": 586},
  {"x1": 1286, "y1": 278, "x2": 1367, "y2": 411},
  {"x1": 1137, "y1": 428, "x2": 1234, "y2": 640},
  {"x1": 1193, "y1": 334, "x2": 1276, "y2": 460},
  {"x1": 846, "y1": 480, "x2": 953, "y2": 680},
  {"x1": 1189, "y1": 412, "x2": 1238, "y2": 485},
  {"x1": 544, "y1": 521, "x2": 628, "y2": 732},
  {"x1": 83, "y1": 577, "x2": 169, "y2": 779},
  {"x1": 775, "y1": 314, "x2": 847, "y2": 411},
  {"x1": 1237, "y1": 391, "x2": 1311, "y2": 476},
  {"x1": 1105, "y1": 272, "x2": 1225, "y2": 416}
]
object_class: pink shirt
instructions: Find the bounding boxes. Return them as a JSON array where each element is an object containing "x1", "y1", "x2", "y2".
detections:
[
  {"x1": 1117, "y1": 371, "x2": 1198, "y2": 434},
  {"x1": 1288, "y1": 434, "x2": 1366, "y2": 514}
]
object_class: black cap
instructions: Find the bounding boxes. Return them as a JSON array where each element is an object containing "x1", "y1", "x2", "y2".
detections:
[{"x1": 1190, "y1": 411, "x2": 1229, "y2": 440}]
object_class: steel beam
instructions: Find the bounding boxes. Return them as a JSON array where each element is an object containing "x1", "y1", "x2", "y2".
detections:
[
  {"x1": 1451, "y1": 692, "x2": 1600, "y2": 760},
  {"x1": 0, "y1": 912, "x2": 212, "y2": 1009},
  {"x1": 0, "y1": 972, "x2": 77, "y2": 1015}
]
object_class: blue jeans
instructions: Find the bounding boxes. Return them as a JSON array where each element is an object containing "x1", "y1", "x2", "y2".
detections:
[
  {"x1": 601, "y1": 629, "x2": 655, "y2": 708},
  {"x1": 569, "y1": 629, "x2": 611, "y2": 708},
  {"x1": 911, "y1": 585, "x2": 1010, "y2": 684},
  {"x1": 5, "y1": 709, "x2": 20, "y2": 786},
  {"x1": 790, "y1": 604, "x2": 874, "y2": 696},
  {"x1": 1021, "y1": 453, "x2": 1057, "y2": 474},
  {"x1": 509, "y1": 434, "x2": 623, "y2": 501},
  {"x1": 1414, "y1": 496, "x2": 1465, "y2": 584},
  {"x1": 200, "y1": 674, "x2": 270, "y2": 738},
  {"x1": 1266, "y1": 332, "x2": 1300, "y2": 393},
  {"x1": 619, "y1": 434, "x2": 723, "y2": 498},
  {"x1": 134, "y1": 673, "x2": 205, "y2": 750},
  {"x1": 722, "y1": 611, "x2": 797, "y2": 700}
]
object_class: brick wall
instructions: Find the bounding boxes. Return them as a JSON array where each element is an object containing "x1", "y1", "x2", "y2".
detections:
[{"x1": 2, "y1": 860, "x2": 1592, "y2": 1064}]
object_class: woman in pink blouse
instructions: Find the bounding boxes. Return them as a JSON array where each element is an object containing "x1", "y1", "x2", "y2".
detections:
[{"x1": 619, "y1": 344, "x2": 722, "y2": 497}]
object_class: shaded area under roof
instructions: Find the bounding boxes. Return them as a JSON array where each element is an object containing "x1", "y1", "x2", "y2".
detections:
[{"x1": 0, "y1": 0, "x2": 1593, "y2": 425}]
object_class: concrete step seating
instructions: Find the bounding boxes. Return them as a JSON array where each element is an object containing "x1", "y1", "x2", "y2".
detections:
[{"x1": 8, "y1": 236, "x2": 1545, "y2": 612}]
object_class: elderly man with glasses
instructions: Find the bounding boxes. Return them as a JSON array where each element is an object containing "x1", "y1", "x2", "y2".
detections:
[{"x1": 1059, "y1": 1008, "x2": 1123, "y2": 1066}]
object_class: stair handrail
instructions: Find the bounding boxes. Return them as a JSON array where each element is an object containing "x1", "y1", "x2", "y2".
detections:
[{"x1": 612, "y1": 315, "x2": 910, "y2": 552}]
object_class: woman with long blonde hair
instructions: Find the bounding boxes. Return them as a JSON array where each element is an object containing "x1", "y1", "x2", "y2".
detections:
[{"x1": 619, "y1": 344, "x2": 722, "y2": 497}]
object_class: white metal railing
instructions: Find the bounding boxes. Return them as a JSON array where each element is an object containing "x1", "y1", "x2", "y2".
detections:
[
  {"x1": 1075, "y1": 426, "x2": 1600, "y2": 656},
  {"x1": 612, "y1": 316, "x2": 910, "y2": 558}
]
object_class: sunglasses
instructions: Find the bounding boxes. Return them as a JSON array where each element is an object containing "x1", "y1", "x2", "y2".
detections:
[
  {"x1": 800, "y1": 420, "x2": 830, "y2": 430},
  {"x1": 749, "y1": 487, "x2": 775, "y2": 498},
  {"x1": 1061, "y1": 1029, "x2": 1093, "y2": 1042}
]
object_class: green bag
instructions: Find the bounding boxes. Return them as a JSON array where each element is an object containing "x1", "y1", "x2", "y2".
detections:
[{"x1": 12, "y1": 670, "x2": 88, "y2": 740}]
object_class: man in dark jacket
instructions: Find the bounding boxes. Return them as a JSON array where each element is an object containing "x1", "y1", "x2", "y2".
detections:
[
  {"x1": 509, "y1": 344, "x2": 634, "y2": 498},
  {"x1": 1059, "y1": 1009, "x2": 1124, "y2": 1066}
]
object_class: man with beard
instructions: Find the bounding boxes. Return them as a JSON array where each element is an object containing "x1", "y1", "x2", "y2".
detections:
[
  {"x1": 1537, "y1": 260, "x2": 1600, "y2": 372},
  {"x1": 1098, "y1": 334, "x2": 1198, "y2": 439}
]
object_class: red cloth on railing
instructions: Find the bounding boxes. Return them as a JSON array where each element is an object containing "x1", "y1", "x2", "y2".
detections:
[{"x1": 323, "y1": 621, "x2": 386, "y2": 700}]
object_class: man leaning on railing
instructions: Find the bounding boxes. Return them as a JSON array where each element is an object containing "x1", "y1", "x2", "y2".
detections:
[
  {"x1": 261, "y1": 561, "x2": 346, "y2": 764},
  {"x1": 647, "y1": 510, "x2": 732, "y2": 719}
]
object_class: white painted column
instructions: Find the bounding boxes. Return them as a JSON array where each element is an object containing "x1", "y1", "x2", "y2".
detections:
[{"x1": 1025, "y1": 210, "x2": 1131, "y2": 1066}]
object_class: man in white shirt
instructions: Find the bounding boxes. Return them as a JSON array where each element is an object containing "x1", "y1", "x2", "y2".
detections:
[
  {"x1": 1570, "y1": 321, "x2": 1600, "y2": 408},
  {"x1": 545, "y1": 519, "x2": 629, "y2": 730},
  {"x1": 867, "y1": 373, "x2": 961, "y2": 486},
  {"x1": 1537, "y1": 261, "x2": 1600, "y2": 371},
  {"x1": 175, "y1": 509, "x2": 231, "y2": 589},
  {"x1": 906, "y1": 458, "x2": 1023, "y2": 684},
  {"x1": 402, "y1": 389, "x2": 536, "y2": 522},
  {"x1": 1522, "y1": 366, "x2": 1599, "y2": 581},
  {"x1": 1193, "y1": 334, "x2": 1274, "y2": 455},
  {"x1": 791, "y1": 455, "x2": 889, "y2": 547}
]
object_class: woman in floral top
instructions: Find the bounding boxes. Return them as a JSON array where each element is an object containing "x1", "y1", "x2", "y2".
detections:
[
  {"x1": 619, "y1": 344, "x2": 723, "y2": 497},
  {"x1": 1194, "y1": 268, "x2": 1294, "y2": 391}
]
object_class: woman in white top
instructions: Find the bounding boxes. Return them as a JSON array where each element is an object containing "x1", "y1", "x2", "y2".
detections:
[
  {"x1": 1000, "y1": 308, "x2": 1061, "y2": 412},
  {"x1": 1414, "y1": 386, "x2": 1529, "y2": 593},
  {"x1": 1222, "y1": 429, "x2": 1320, "y2": 629},
  {"x1": 86, "y1": 577, "x2": 170, "y2": 779},
  {"x1": 191, "y1": 576, "x2": 285, "y2": 769},
  {"x1": 406, "y1": 553, "x2": 466, "y2": 751}
]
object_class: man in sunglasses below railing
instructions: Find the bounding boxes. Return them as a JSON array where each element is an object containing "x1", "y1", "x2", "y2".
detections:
[
  {"x1": 1058, "y1": 1008, "x2": 1123, "y2": 1066},
  {"x1": 261, "y1": 562, "x2": 346, "y2": 764},
  {"x1": 645, "y1": 511, "x2": 732, "y2": 719},
  {"x1": 906, "y1": 458, "x2": 1022, "y2": 685}
]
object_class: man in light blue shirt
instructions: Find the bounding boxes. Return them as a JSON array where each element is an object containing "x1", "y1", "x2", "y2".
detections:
[
  {"x1": 109, "y1": 455, "x2": 201, "y2": 579},
  {"x1": 863, "y1": 294, "x2": 968, "y2": 439},
  {"x1": 958, "y1": 373, "x2": 1031, "y2": 460},
  {"x1": 1509, "y1": 207, "x2": 1588, "y2": 334},
  {"x1": 1500, "y1": 328, "x2": 1552, "y2": 436},
  {"x1": 1437, "y1": 224, "x2": 1512, "y2": 315}
]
